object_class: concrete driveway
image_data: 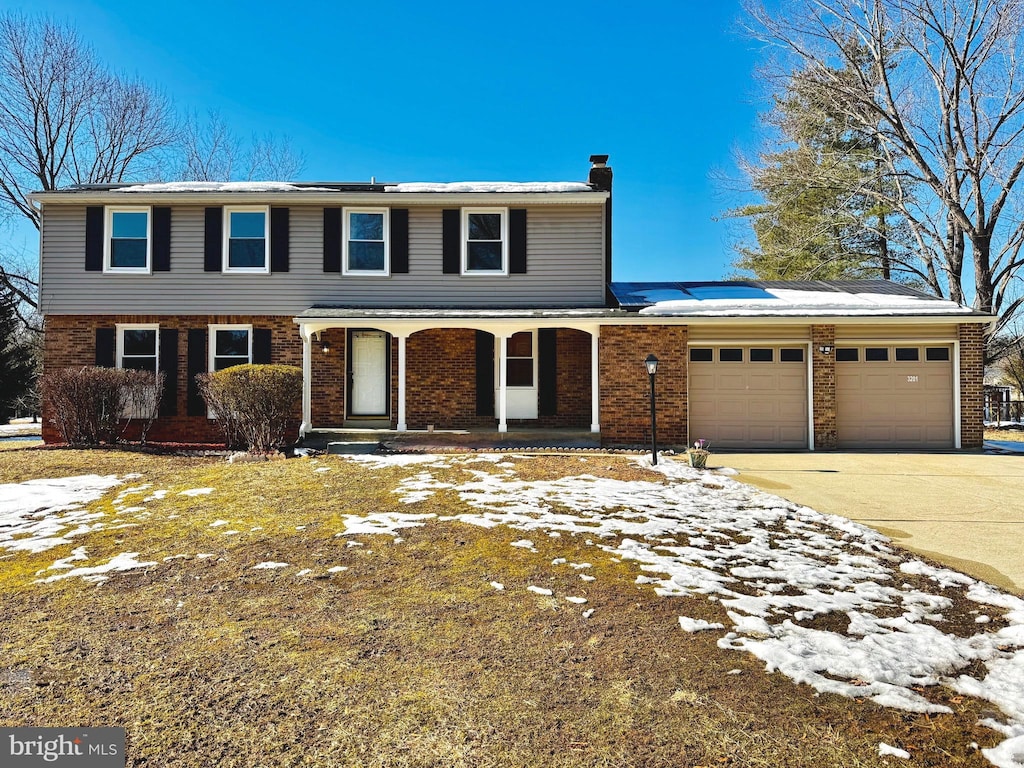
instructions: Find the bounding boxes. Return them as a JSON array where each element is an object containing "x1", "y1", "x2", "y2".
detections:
[{"x1": 719, "y1": 451, "x2": 1024, "y2": 594}]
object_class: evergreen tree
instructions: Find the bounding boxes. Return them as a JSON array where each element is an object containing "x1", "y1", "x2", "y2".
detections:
[
  {"x1": 728, "y1": 56, "x2": 913, "y2": 282},
  {"x1": 0, "y1": 289, "x2": 34, "y2": 422}
]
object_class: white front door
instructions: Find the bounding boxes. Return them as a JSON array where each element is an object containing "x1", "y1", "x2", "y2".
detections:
[{"x1": 350, "y1": 331, "x2": 388, "y2": 416}]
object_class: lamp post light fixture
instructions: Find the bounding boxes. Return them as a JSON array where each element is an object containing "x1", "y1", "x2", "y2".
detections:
[{"x1": 644, "y1": 354, "x2": 659, "y2": 465}]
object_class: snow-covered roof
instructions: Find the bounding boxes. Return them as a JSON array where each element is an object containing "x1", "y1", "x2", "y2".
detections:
[
  {"x1": 383, "y1": 182, "x2": 592, "y2": 193},
  {"x1": 111, "y1": 181, "x2": 340, "y2": 193},
  {"x1": 610, "y1": 281, "x2": 985, "y2": 318}
]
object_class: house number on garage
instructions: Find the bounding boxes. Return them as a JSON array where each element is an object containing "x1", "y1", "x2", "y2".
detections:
[{"x1": 907, "y1": 375, "x2": 919, "y2": 383}]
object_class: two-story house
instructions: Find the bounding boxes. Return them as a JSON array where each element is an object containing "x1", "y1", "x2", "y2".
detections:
[{"x1": 32, "y1": 155, "x2": 991, "y2": 450}]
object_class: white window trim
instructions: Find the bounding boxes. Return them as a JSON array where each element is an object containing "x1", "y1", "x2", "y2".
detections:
[
  {"x1": 461, "y1": 207, "x2": 508, "y2": 276},
  {"x1": 501, "y1": 330, "x2": 537, "y2": 390},
  {"x1": 104, "y1": 206, "x2": 152, "y2": 274},
  {"x1": 222, "y1": 205, "x2": 270, "y2": 274},
  {"x1": 116, "y1": 323, "x2": 160, "y2": 419},
  {"x1": 115, "y1": 323, "x2": 160, "y2": 371},
  {"x1": 208, "y1": 324, "x2": 253, "y2": 372},
  {"x1": 342, "y1": 207, "x2": 390, "y2": 276}
]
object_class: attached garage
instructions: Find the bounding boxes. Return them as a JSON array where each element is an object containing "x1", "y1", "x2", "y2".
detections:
[
  {"x1": 688, "y1": 345, "x2": 809, "y2": 449},
  {"x1": 835, "y1": 344, "x2": 954, "y2": 449}
]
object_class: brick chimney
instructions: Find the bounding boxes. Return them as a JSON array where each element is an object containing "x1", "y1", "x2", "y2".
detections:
[{"x1": 588, "y1": 154, "x2": 612, "y2": 191}]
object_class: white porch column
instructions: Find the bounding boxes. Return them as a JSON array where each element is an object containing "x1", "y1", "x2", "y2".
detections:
[
  {"x1": 300, "y1": 327, "x2": 312, "y2": 436},
  {"x1": 397, "y1": 334, "x2": 408, "y2": 431},
  {"x1": 497, "y1": 334, "x2": 509, "y2": 433},
  {"x1": 590, "y1": 328, "x2": 600, "y2": 433}
]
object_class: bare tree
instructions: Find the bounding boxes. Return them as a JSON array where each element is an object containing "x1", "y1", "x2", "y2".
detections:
[
  {"x1": 0, "y1": 12, "x2": 176, "y2": 311},
  {"x1": 744, "y1": 0, "x2": 1024, "y2": 339},
  {"x1": 178, "y1": 110, "x2": 306, "y2": 182}
]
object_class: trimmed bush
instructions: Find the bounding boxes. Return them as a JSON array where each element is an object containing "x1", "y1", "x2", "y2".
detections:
[
  {"x1": 40, "y1": 366, "x2": 164, "y2": 446},
  {"x1": 197, "y1": 364, "x2": 302, "y2": 453}
]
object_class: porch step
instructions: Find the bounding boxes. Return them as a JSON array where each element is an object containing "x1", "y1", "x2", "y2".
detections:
[
  {"x1": 300, "y1": 428, "x2": 601, "y2": 453},
  {"x1": 326, "y1": 441, "x2": 382, "y2": 455}
]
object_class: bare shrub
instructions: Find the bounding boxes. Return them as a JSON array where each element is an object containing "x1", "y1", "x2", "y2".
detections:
[
  {"x1": 41, "y1": 366, "x2": 163, "y2": 446},
  {"x1": 197, "y1": 364, "x2": 301, "y2": 453}
]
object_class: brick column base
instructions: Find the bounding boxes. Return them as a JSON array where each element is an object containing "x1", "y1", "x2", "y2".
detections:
[{"x1": 811, "y1": 325, "x2": 837, "y2": 450}]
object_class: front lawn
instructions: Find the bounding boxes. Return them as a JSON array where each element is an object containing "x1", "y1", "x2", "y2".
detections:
[{"x1": 0, "y1": 448, "x2": 1020, "y2": 767}]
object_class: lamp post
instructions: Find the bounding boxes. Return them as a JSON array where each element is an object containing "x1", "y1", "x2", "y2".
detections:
[{"x1": 645, "y1": 354, "x2": 659, "y2": 465}]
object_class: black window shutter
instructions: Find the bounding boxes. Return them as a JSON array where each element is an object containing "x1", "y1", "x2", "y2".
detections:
[
  {"x1": 475, "y1": 331, "x2": 495, "y2": 417},
  {"x1": 85, "y1": 206, "x2": 104, "y2": 271},
  {"x1": 95, "y1": 327, "x2": 115, "y2": 367},
  {"x1": 323, "y1": 207, "x2": 341, "y2": 272},
  {"x1": 159, "y1": 328, "x2": 178, "y2": 416},
  {"x1": 187, "y1": 329, "x2": 207, "y2": 416},
  {"x1": 270, "y1": 207, "x2": 289, "y2": 272},
  {"x1": 153, "y1": 207, "x2": 171, "y2": 271},
  {"x1": 538, "y1": 329, "x2": 557, "y2": 417},
  {"x1": 204, "y1": 207, "x2": 222, "y2": 272},
  {"x1": 509, "y1": 209, "x2": 527, "y2": 274},
  {"x1": 442, "y1": 209, "x2": 460, "y2": 274},
  {"x1": 253, "y1": 328, "x2": 272, "y2": 364},
  {"x1": 390, "y1": 208, "x2": 409, "y2": 274}
]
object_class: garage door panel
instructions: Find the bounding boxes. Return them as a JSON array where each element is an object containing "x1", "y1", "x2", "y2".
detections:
[
  {"x1": 837, "y1": 345, "x2": 953, "y2": 449},
  {"x1": 748, "y1": 400, "x2": 779, "y2": 418},
  {"x1": 718, "y1": 374, "x2": 748, "y2": 391},
  {"x1": 688, "y1": 347, "x2": 807, "y2": 449}
]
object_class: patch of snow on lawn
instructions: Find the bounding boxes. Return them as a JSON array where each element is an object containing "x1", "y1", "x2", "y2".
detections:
[
  {"x1": 35, "y1": 552, "x2": 157, "y2": 583},
  {"x1": 679, "y1": 617, "x2": 725, "y2": 633},
  {"x1": 253, "y1": 562, "x2": 289, "y2": 570},
  {"x1": 179, "y1": 488, "x2": 214, "y2": 497},
  {"x1": 0, "y1": 475, "x2": 123, "y2": 554},
  {"x1": 339, "y1": 513, "x2": 435, "y2": 537},
  {"x1": 392, "y1": 453, "x2": 1024, "y2": 767},
  {"x1": 878, "y1": 743, "x2": 911, "y2": 759}
]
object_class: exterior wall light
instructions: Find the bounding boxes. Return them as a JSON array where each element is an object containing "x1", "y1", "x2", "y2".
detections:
[
  {"x1": 644, "y1": 354, "x2": 659, "y2": 465},
  {"x1": 818, "y1": 345, "x2": 833, "y2": 355}
]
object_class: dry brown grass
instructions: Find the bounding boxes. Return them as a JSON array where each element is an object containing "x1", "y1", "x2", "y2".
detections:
[
  {"x1": 984, "y1": 428, "x2": 1024, "y2": 443},
  {"x1": 0, "y1": 448, "x2": 999, "y2": 767}
]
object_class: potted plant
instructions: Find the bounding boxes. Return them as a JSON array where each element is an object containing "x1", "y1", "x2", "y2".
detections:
[{"x1": 687, "y1": 439, "x2": 710, "y2": 469}]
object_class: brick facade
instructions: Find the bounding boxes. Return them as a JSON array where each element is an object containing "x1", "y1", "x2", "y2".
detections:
[
  {"x1": 43, "y1": 315, "x2": 302, "y2": 444},
  {"x1": 404, "y1": 329, "x2": 490, "y2": 430},
  {"x1": 598, "y1": 325, "x2": 687, "y2": 446},
  {"x1": 41, "y1": 314, "x2": 989, "y2": 450},
  {"x1": 811, "y1": 325, "x2": 837, "y2": 450},
  {"x1": 959, "y1": 323, "x2": 985, "y2": 450}
]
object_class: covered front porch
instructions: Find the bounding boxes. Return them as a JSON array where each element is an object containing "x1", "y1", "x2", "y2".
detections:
[{"x1": 294, "y1": 308, "x2": 620, "y2": 438}]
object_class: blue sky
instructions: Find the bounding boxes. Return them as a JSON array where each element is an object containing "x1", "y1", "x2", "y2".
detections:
[{"x1": 3, "y1": 0, "x2": 768, "y2": 282}]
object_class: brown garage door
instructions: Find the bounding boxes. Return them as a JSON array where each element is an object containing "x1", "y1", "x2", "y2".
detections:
[
  {"x1": 836, "y1": 344, "x2": 953, "y2": 449},
  {"x1": 688, "y1": 346, "x2": 808, "y2": 449}
]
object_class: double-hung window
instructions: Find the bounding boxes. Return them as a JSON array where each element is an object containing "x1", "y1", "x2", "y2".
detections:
[
  {"x1": 506, "y1": 331, "x2": 535, "y2": 387},
  {"x1": 116, "y1": 324, "x2": 160, "y2": 417},
  {"x1": 105, "y1": 207, "x2": 151, "y2": 273},
  {"x1": 343, "y1": 209, "x2": 389, "y2": 275},
  {"x1": 209, "y1": 325, "x2": 252, "y2": 371},
  {"x1": 117, "y1": 325, "x2": 159, "y2": 373},
  {"x1": 223, "y1": 207, "x2": 269, "y2": 273},
  {"x1": 462, "y1": 208, "x2": 508, "y2": 275}
]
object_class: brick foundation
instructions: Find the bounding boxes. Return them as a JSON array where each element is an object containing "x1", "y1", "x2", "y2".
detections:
[
  {"x1": 811, "y1": 325, "x2": 837, "y2": 450},
  {"x1": 959, "y1": 323, "x2": 985, "y2": 449},
  {"x1": 598, "y1": 325, "x2": 687, "y2": 446}
]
